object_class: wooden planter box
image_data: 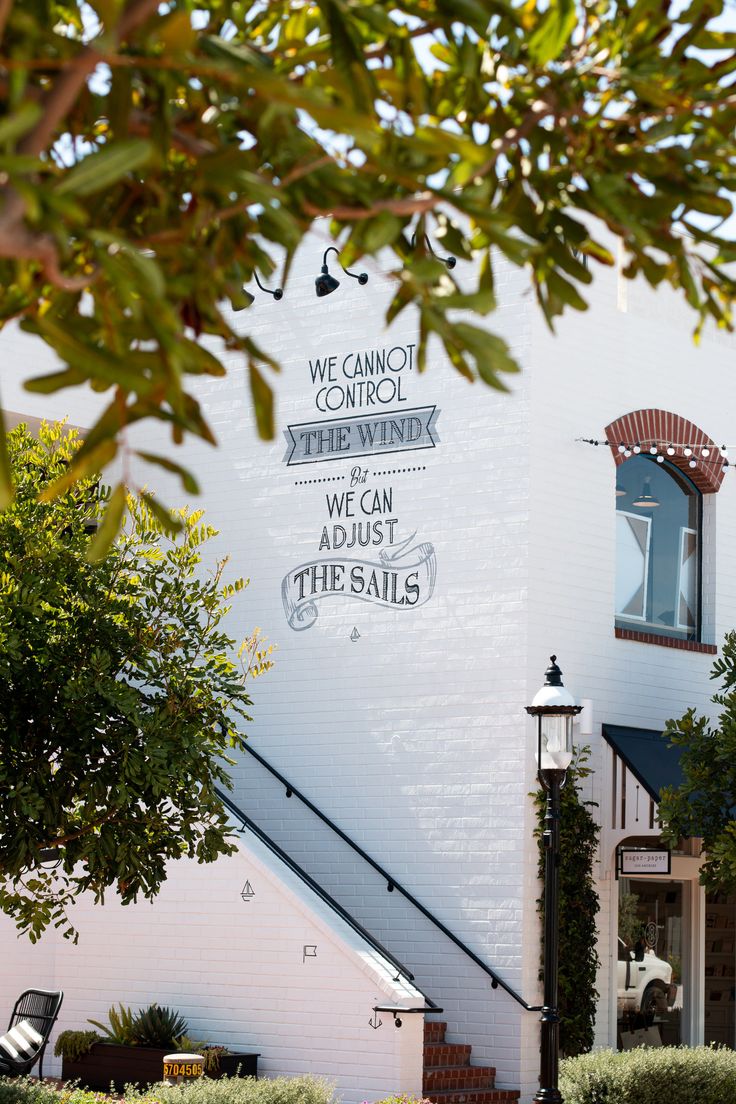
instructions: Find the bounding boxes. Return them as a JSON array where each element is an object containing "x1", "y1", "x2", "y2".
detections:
[{"x1": 61, "y1": 1043, "x2": 259, "y2": 1091}]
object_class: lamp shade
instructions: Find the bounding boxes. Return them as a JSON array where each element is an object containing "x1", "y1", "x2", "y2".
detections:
[
  {"x1": 316, "y1": 269, "x2": 340, "y2": 297},
  {"x1": 526, "y1": 656, "x2": 581, "y2": 772},
  {"x1": 632, "y1": 478, "x2": 659, "y2": 508}
]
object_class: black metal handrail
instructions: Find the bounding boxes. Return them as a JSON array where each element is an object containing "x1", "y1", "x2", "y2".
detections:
[
  {"x1": 215, "y1": 786, "x2": 442, "y2": 1013},
  {"x1": 239, "y1": 743, "x2": 541, "y2": 1012}
]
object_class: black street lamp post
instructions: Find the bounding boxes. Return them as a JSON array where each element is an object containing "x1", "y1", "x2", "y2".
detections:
[{"x1": 526, "y1": 656, "x2": 582, "y2": 1104}]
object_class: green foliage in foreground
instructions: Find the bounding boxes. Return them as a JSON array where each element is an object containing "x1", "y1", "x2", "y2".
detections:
[
  {"x1": 560, "y1": 1046, "x2": 736, "y2": 1104},
  {"x1": 125, "y1": 1076, "x2": 336, "y2": 1104},
  {"x1": 0, "y1": 422, "x2": 273, "y2": 941},
  {"x1": 659, "y1": 632, "x2": 736, "y2": 893},
  {"x1": 0, "y1": 1078, "x2": 336, "y2": 1104},
  {"x1": 0, "y1": 0, "x2": 735, "y2": 527}
]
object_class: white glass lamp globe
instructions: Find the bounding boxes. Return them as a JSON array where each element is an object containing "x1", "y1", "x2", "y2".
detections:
[{"x1": 529, "y1": 659, "x2": 578, "y2": 771}]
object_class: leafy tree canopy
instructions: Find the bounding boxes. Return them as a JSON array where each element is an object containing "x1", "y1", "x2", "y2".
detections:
[
  {"x1": 0, "y1": 0, "x2": 734, "y2": 540},
  {"x1": 0, "y1": 421, "x2": 273, "y2": 941},
  {"x1": 660, "y1": 632, "x2": 736, "y2": 894}
]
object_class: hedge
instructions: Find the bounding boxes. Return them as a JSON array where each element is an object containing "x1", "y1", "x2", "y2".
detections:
[
  {"x1": 560, "y1": 1046, "x2": 736, "y2": 1104},
  {"x1": 0, "y1": 1077, "x2": 336, "y2": 1104}
]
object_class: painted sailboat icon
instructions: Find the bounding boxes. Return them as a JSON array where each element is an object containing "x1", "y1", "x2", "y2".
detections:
[
  {"x1": 350, "y1": 627, "x2": 360, "y2": 641},
  {"x1": 240, "y1": 880, "x2": 255, "y2": 902}
]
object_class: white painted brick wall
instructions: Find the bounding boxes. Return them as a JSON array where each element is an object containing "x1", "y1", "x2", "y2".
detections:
[
  {"x1": 2, "y1": 222, "x2": 735, "y2": 1099},
  {"x1": 0, "y1": 828, "x2": 424, "y2": 1104}
]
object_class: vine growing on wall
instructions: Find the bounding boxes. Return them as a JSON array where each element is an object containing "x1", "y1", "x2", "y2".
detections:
[{"x1": 535, "y1": 748, "x2": 601, "y2": 1057}]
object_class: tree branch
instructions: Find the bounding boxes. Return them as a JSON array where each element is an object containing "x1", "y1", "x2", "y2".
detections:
[
  {"x1": 0, "y1": 221, "x2": 91, "y2": 290},
  {"x1": 0, "y1": 0, "x2": 12, "y2": 50},
  {"x1": 18, "y1": 0, "x2": 159, "y2": 157},
  {"x1": 40, "y1": 810, "x2": 120, "y2": 849},
  {"x1": 0, "y1": 0, "x2": 159, "y2": 288},
  {"x1": 302, "y1": 192, "x2": 439, "y2": 220}
]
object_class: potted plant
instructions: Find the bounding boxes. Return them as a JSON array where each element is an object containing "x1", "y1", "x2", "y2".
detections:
[{"x1": 55, "y1": 1004, "x2": 259, "y2": 1090}]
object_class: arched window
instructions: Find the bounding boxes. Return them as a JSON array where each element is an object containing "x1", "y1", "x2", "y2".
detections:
[{"x1": 616, "y1": 456, "x2": 701, "y2": 640}]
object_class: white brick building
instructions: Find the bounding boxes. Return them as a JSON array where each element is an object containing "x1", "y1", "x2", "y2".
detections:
[{"x1": 1, "y1": 224, "x2": 735, "y2": 1102}]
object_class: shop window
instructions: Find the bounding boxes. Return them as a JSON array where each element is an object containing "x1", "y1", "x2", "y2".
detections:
[
  {"x1": 617, "y1": 878, "x2": 685, "y2": 1048},
  {"x1": 704, "y1": 891, "x2": 736, "y2": 1048},
  {"x1": 616, "y1": 456, "x2": 701, "y2": 641}
]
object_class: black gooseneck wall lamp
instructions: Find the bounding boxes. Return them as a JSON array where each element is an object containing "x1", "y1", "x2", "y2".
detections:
[
  {"x1": 315, "y1": 246, "x2": 369, "y2": 298},
  {"x1": 254, "y1": 270, "x2": 283, "y2": 301},
  {"x1": 526, "y1": 656, "x2": 582, "y2": 1104},
  {"x1": 411, "y1": 232, "x2": 457, "y2": 269}
]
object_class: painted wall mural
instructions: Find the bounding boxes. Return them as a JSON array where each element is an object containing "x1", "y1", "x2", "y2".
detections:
[{"x1": 281, "y1": 340, "x2": 438, "y2": 631}]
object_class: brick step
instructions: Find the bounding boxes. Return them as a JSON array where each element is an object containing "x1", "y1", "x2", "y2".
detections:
[
  {"x1": 423, "y1": 1065, "x2": 497, "y2": 1093},
  {"x1": 425, "y1": 1091, "x2": 520, "y2": 1104},
  {"x1": 424, "y1": 1020, "x2": 447, "y2": 1044},
  {"x1": 423, "y1": 1043, "x2": 472, "y2": 1068}
]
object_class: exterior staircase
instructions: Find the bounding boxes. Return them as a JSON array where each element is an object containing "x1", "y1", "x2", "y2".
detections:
[{"x1": 423, "y1": 1021, "x2": 520, "y2": 1104}]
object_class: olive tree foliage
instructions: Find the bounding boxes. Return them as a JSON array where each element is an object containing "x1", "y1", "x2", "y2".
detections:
[
  {"x1": 0, "y1": 421, "x2": 273, "y2": 941},
  {"x1": 0, "y1": 0, "x2": 734, "y2": 541},
  {"x1": 659, "y1": 632, "x2": 736, "y2": 894}
]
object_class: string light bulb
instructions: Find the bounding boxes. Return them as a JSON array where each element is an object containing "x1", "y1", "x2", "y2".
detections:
[{"x1": 576, "y1": 437, "x2": 733, "y2": 476}]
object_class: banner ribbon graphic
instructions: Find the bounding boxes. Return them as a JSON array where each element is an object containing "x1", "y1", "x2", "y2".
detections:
[{"x1": 282, "y1": 538, "x2": 437, "y2": 630}]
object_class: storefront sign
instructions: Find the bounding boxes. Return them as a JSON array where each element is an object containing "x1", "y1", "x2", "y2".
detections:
[{"x1": 618, "y1": 847, "x2": 671, "y2": 875}]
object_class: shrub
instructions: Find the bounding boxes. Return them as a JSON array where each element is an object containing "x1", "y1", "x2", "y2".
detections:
[
  {"x1": 131, "y1": 1006, "x2": 188, "y2": 1049},
  {"x1": 367, "y1": 1097, "x2": 434, "y2": 1104},
  {"x1": 126, "y1": 1076, "x2": 336, "y2": 1104},
  {"x1": 0, "y1": 1077, "x2": 336, "y2": 1104},
  {"x1": 0, "y1": 1079, "x2": 60, "y2": 1104},
  {"x1": 54, "y1": 1032, "x2": 101, "y2": 1062},
  {"x1": 88, "y1": 1004, "x2": 188, "y2": 1049},
  {"x1": 560, "y1": 1046, "x2": 736, "y2": 1104}
]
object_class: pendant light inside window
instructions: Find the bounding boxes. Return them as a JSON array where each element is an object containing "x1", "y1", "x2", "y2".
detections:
[{"x1": 632, "y1": 478, "x2": 659, "y2": 508}]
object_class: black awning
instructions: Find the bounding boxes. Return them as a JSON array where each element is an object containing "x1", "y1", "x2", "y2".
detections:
[{"x1": 602, "y1": 723, "x2": 685, "y2": 803}]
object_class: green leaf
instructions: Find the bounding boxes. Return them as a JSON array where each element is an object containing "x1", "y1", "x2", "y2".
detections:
[
  {"x1": 0, "y1": 103, "x2": 42, "y2": 147},
  {"x1": 359, "y1": 212, "x2": 402, "y2": 254},
  {"x1": 249, "y1": 364, "x2": 274, "y2": 440},
  {"x1": 546, "y1": 270, "x2": 589, "y2": 312},
  {"x1": 56, "y1": 140, "x2": 154, "y2": 197},
  {"x1": 40, "y1": 438, "x2": 118, "y2": 502},
  {"x1": 136, "y1": 452, "x2": 200, "y2": 495},
  {"x1": 0, "y1": 406, "x2": 14, "y2": 510},
  {"x1": 140, "y1": 492, "x2": 184, "y2": 535},
  {"x1": 528, "y1": 0, "x2": 577, "y2": 64},
  {"x1": 86, "y1": 484, "x2": 127, "y2": 561}
]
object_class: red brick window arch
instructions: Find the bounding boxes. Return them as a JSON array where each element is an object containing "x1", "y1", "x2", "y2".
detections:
[
  {"x1": 607, "y1": 409, "x2": 718, "y2": 653},
  {"x1": 605, "y1": 409, "x2": 724, "y2": 494}
]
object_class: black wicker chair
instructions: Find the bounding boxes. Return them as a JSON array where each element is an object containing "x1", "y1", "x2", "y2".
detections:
[{"x1": 0, "y1": 989, "x2": 63, "y2": 1079}]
